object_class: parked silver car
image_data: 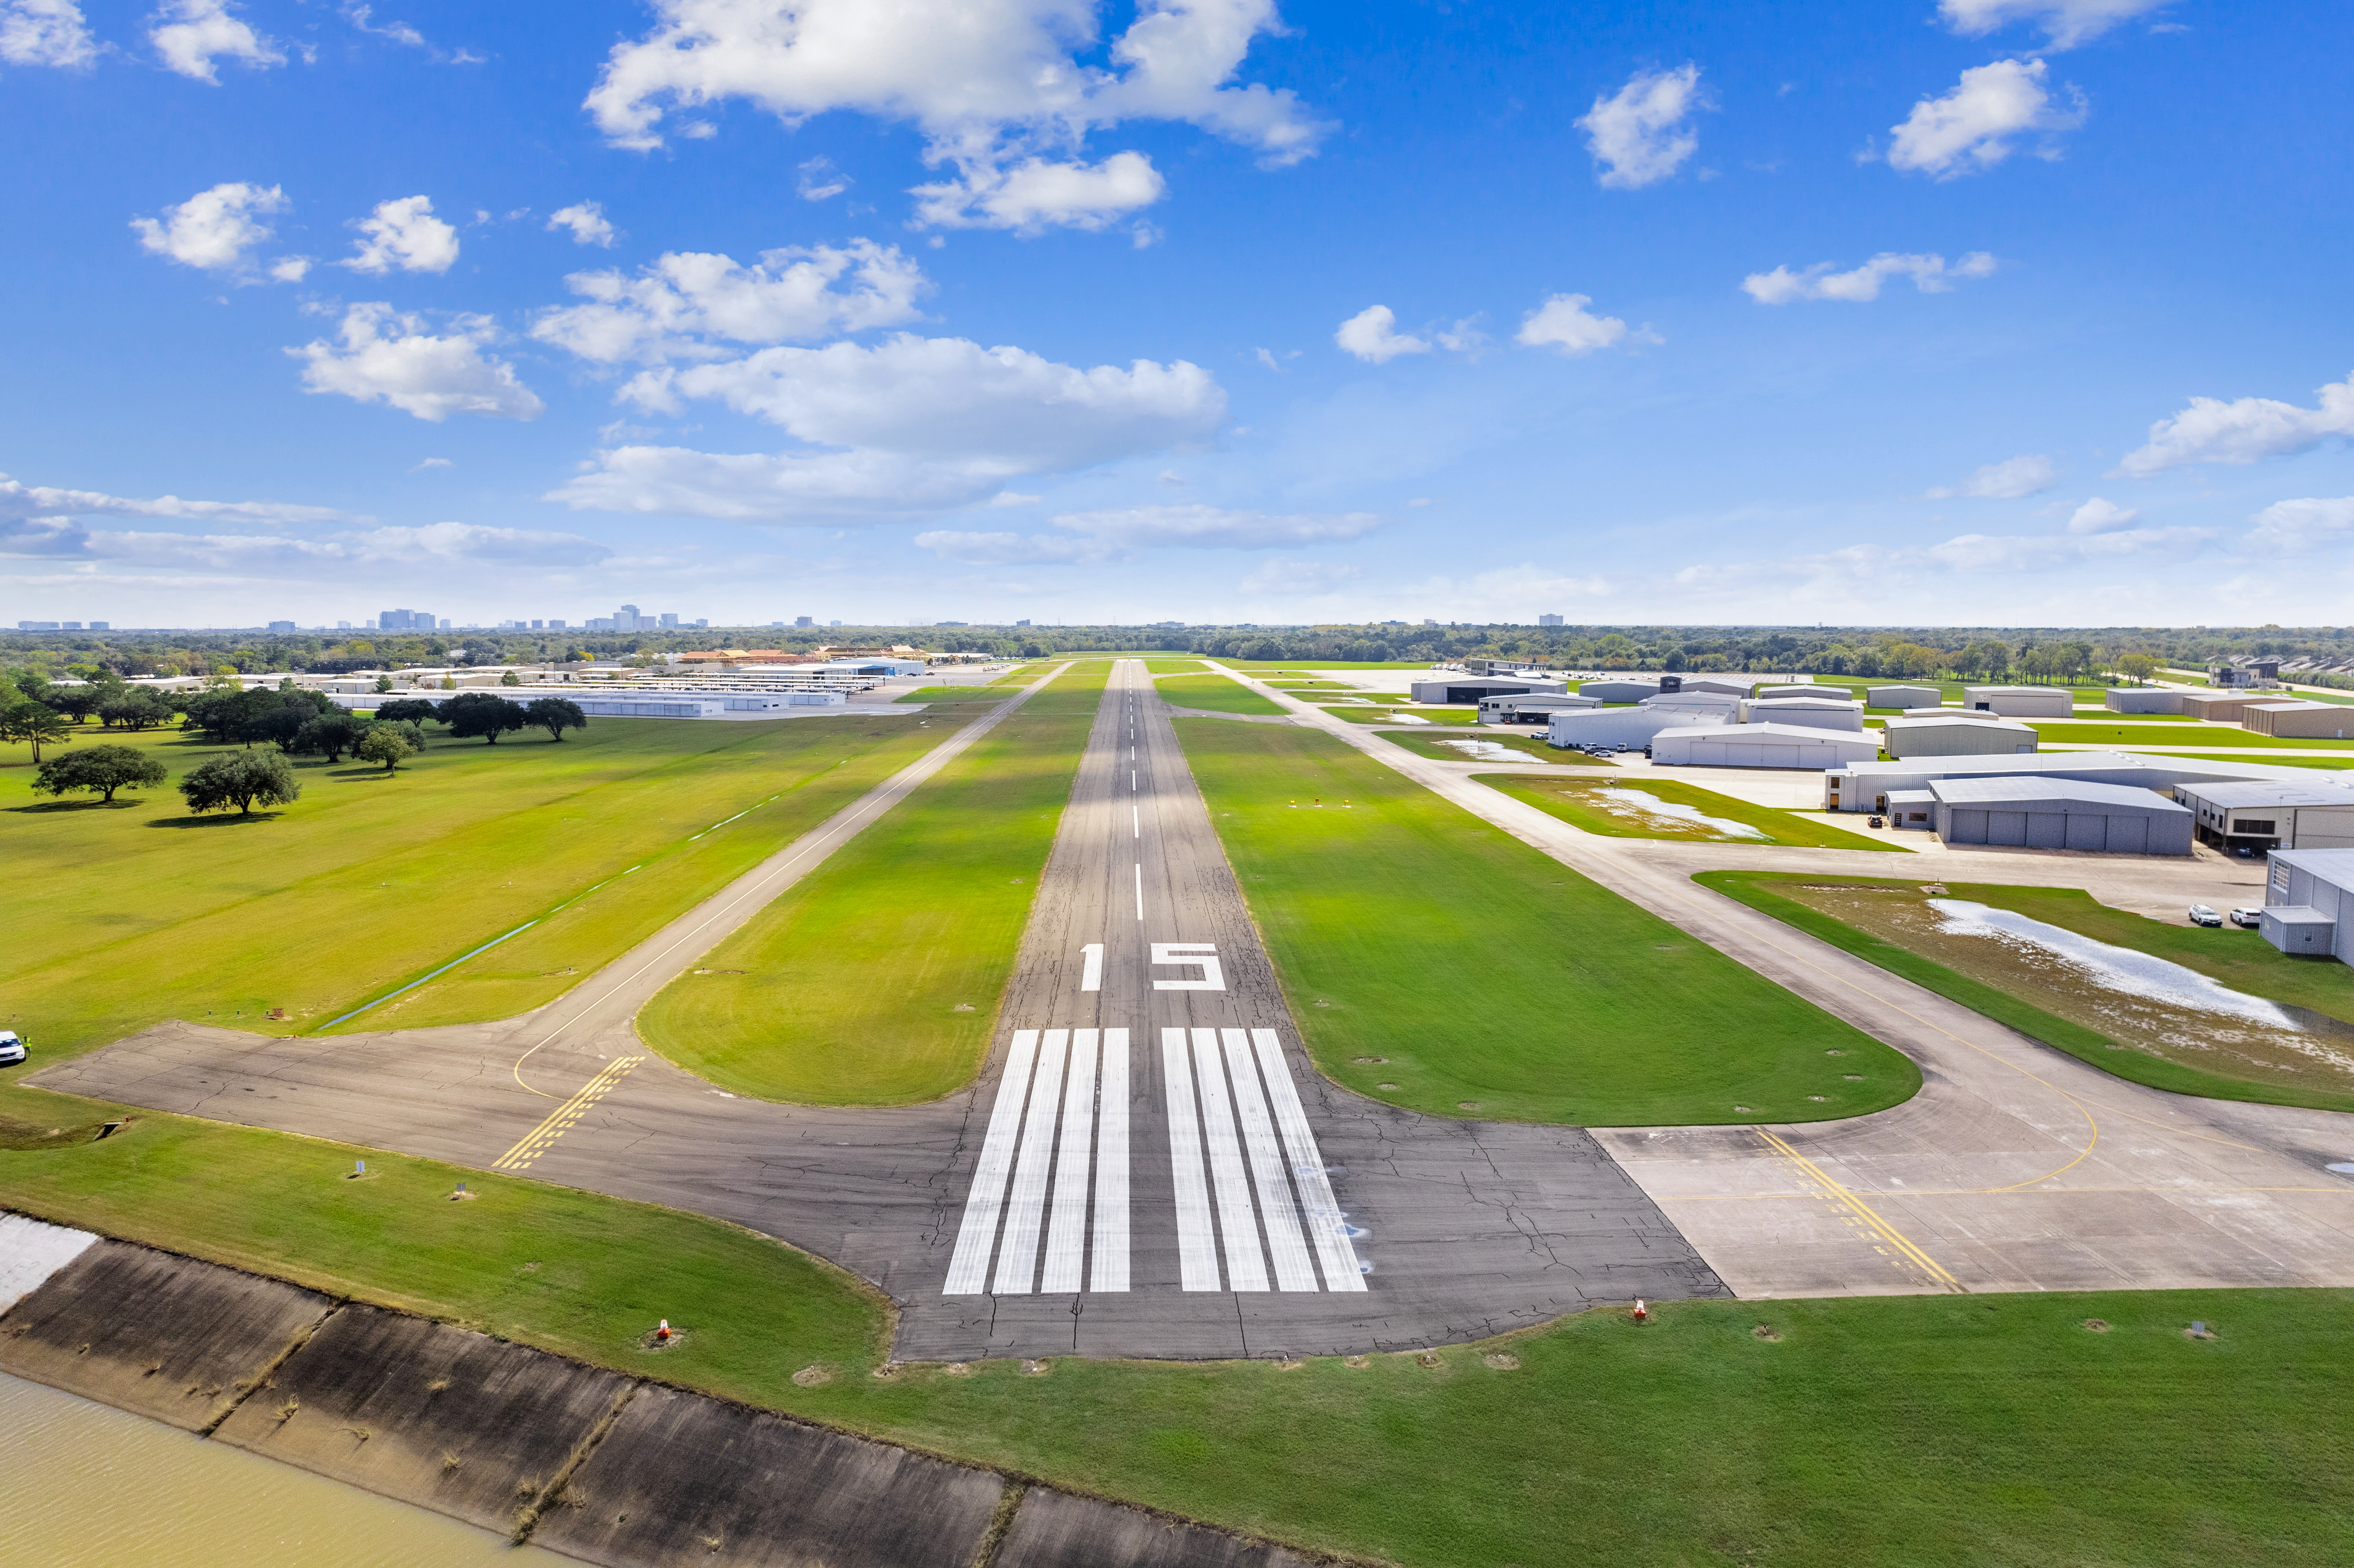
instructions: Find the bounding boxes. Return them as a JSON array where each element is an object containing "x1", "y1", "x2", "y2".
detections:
[
  {"x1": 0, "y1": 1030, "x2": 24, "y2": 1067},
  {"x1": 2188, "y1": 904, "x2": 2223, "y2": 927}
]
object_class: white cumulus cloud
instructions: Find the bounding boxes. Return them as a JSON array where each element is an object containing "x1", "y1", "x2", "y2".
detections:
[
  {"x1": 911, "y1": 150, "x2": 1165, "y2": 233},
  {"x1": 1925, "y1": 454, "x2": 2057, "y2": 499},
  {"x1": 1576, "y1": 63, "x2": 1706, "y2": 190},
  {"x1": 1926, "y1": 523, "x2": 2205, "y2": 572},
  {"x1": 546, "y1": 201, "x2": 617, "y2": 247},
  {"x1": 2115, "y1": 372, "x2": 2354, "y2": 476},
  {"x1": 583, "y1": 0, "x2": 1328, "y2": 233},
  {"x1": 2065, "y1": 496, "x2": 2139, "y2": 534},
  {"x1": 149, "y1": 0, "x2": 282, "y2": 82},
  {"x1": 917, "y1": 504, "x2": 1379, "y2": 565},
  {"x1": 2249, "y1": 497, "x2": 2354, "y2": 554},
  {"x1": 1742, "y1": 250, "x2": 1996, "y2": 304},
  {"x1": 1334, "y1": 305, "x2": 1429, "y2": 364},
  {"x1": 796, "y1": 156, "x2": 849, "y2": 201},
  {"x1": 1239, "y1": 557, "x2": 1362, "y2": 595},
  {"x1": 131, "y1": 181, "x2": 287, "y2": 272},
  {"x1": 532, "y1": 240, "x2": 929, "y2": 365},
  {"x1": 1, "y1": 0, "x2": 97, "y2": 67},
  {"x1": 1888, "y1": 58, "x2": 2084, "y2": 179},
  {"x1": 0, "y1": 471, "x2": 349, "y2": 527},
  {"x1": 1938, "y1": 0, "x2": 2170, "y2": 49},
  {"x1": 343, "y1": 195, "x2": 460, "y2": 274},
  {"x1": 291, "y1": 303, "x2": 545, "y2": 423},
  {"x1": 1516, "y1": 293, "x2": 1644, "y2": 356}
]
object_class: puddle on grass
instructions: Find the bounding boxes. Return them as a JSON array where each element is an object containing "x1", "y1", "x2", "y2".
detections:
[
  {"x1": 1584, "y1": 787, "x2": 1771, "y2": 842},
  {"x1": 1433, "y1": 738, "x2": 1527, "y2": 762},
  {"x1": 1785, "y1": 887, "x2": 2354, "y2": 1095}
]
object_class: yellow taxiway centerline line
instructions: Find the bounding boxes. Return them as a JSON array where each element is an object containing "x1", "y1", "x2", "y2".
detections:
[
  {"x1": 492, "y1": 1056, "x2": 643, "y2": 1170},
  {"x1": 1757, "y1": 1128, "x2": 1962, "y2": 1290}
]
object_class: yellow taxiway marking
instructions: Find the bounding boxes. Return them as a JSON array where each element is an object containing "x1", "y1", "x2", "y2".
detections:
[
  {"x1": 492, "y1": 1056, "x2": 643, "y2": 1170},
  {"x1": 1756, "y1": 1128, "x2": 1963, "y2": 1291}
]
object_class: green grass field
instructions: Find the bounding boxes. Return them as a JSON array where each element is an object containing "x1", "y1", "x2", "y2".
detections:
[
  {"x1": 1485, "y1": 774, "x2": 1907, "y2": 851},
  {"x1": 1210, "y1": 660, "x2": 1434, "y2": 671},
  {"x1": 895, "y1": 684, "x2": 1027, "y2": 703},
  {"x1": 1699, "y1": 872, "x2": 2354, "y2": 1114},
  {"x1": 633, "y1": 678, "x2": 1098, "y2": 1103},
  {"x1": 1377, "y1": 730, "x2": 1597, "y2": 765},
  {"x1": 1152, "y1": 672, "x2": 1288, "y2": 716},
  {"x1": 2032, "y1": 721, "x2": 2354, "y2": 749},
  {"x1": 1172, "y1": 719, "x2": 1915, "y2": 1124},
  {"x1": 1319, "y1": 704, "x2": 1478, "y2": 725},
  {"x1": 2182, "y1": 753, "x2": 2354, "y2": 769},
  {"x1": 1143, "y1": 658, "x2": 1206, "y2": 672},
  {"x1": 0, "y1": 714, "x2": 969, "y2": 1053},
  {"x1": 5, "y1": 1107, "x2": 2345, "y2": 1567}
]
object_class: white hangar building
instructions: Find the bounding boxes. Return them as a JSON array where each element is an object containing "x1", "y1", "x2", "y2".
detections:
[
  {"x1": 1961, "y1": 685, "x2": 2074, "y2": 717},
  {"x1": 1881, "y1": 714, "x2": 2039, "y2": 758},
  {"x1": 1867, "y1": 684, "x2": 1943, "y2": 709},
  {"x1": 1736, "y1": 695, "x2": 1866, "y2": 732},
  {"x1": 1650, "y1": 722, "x2": 1881, "y2": 771}
]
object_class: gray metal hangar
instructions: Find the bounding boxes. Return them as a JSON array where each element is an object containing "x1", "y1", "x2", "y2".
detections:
[
  {"x1": 2258, "y1": 849, "x2": 2354, "y2": 960},
  {"x1": 1866, "y1": 684, "x2": 1943, "y2": 709},
  {"x1": 1408, "y1": 675, "x2": 1568, "y2": 704},
  {"x1": 1927, "y1": 777, "x2": 2193, "y2": 855},
  {"x1": 1881, "y1": 714, "x2": 2039, "y2": 758}
]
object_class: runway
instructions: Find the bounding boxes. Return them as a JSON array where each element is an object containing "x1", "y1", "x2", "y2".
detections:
[{"x1": 32, "y1": 659, "x2": 1723, "y2": 1361}]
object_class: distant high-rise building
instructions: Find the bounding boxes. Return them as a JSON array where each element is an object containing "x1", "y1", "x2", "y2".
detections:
[
  {"x1": 268, "y1": 620, "x2": 296, "y2": 634},
  {"x1": 378, "y1": 608, "x2": 436, "y2": 631},
  {"x1": 1538, "y1": 613, "x2": 1564, "y2": 627},
  {"x1": 657, "y1": 612, "x2": 678, "y2": 628},
  {"x1": 617, "y1": 603, "x2": 644, "y2": 631},
  {"x1": 830, "y1": 619, "x2": 842, "y2": 627},
  {"x1": 59, "y1": 622, "x2": 83, "y2": 631},
  {"x1": 438, "y1": 618, "x2": 452, "y2": 630},
  {"x1": 546, "y1": 619, "x2": 567, "y2": 630},
  {"x1": 87, "y1": 621, "x2": 108, "y2": 631},
  {"x1": 1016, "y1": 619, "x2": 1031, "y2": 627},
  {"x1": 794, "y1": 615, "x2": 813, "y2": 628},
  {"x1": 337, "y1": 620, "x2": 352, "y2": 630},
  {"x1": 16, "y1": 621, "x2": 60, "y2": 631}
]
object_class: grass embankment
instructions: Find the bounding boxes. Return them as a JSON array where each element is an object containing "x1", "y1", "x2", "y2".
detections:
[
  {"x1": 1699, "y1": 872, "x2": 2354, "y2": 1114},
  {"x1": 1152, "y1": 672, "x2": 1287, "y2": 716},
  {"x1": 1173, "y1": 720, "x2": 1914, "y2": 1124},
  {"x1": 5, "y1": 1117, "x2": 2347, "y2": 1567},
  {"x1": 0, "y1": 716, "x2": 963, "y2": 1054},
  {"x1": 1379, "y1": 730, "x2": 1594, "y2": 765},
  {"x1": 1485, "y1": 774, "x2": 1906, "y2": 851},
  {"x1": 2033, "y1": 722, "x2": 2354, "y2": 750},
  {"x1": 2183, "y1": 754, "x2": 2354, "y2": 770},
  {"x1": 635, "y1": 674, "x2": 1100, "y2": 1104}
]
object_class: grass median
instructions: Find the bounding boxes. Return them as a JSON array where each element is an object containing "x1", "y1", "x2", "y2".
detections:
[
  {"x1": 1485, "y1": 773, "x2": 1906, "y2": 851},
  {"x1": 1320, "y1": 704, "x2": 1478, "y2": 725},
  {"x1": 6, "y1": 1111, "x2": 2343, "y2": 1568},
  {"x1": 1153, "y1": 672, "x2": 1288, "y2": 716},
  {"x1": 1377, "y1": 730, "x2": 1596, "y2": 765},
  {"x1": 1700, "y1": 871, "x2": 2354, "y2": 1113},
  {"x1": 0, "y1": 714, "x2": 969, "y2": 1054},
  {"x1": 1172, "y1": 719, "x2": 1913, "y2": 1124},
  {"x1": 634, "y1": 676, "x2": 1099, "y2": 1104},
  {"x1": 2033, "y1": 721, "x2": 2354, "y2": 750}
]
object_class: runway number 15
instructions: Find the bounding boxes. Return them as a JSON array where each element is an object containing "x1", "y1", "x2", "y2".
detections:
[{"x1": 1076, "y1": 942, "x2": 1225, "y2": 992}]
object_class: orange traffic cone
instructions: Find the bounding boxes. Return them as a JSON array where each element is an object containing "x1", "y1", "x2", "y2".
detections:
[
  {"x1": 656, "y1": 1319, "x2": 672, "y2": 1341},
  {"x1": 1631, "y1": 1299, "x2": 1649, "y2": 1324}
]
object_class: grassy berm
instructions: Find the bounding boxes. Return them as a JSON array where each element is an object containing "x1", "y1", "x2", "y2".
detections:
[{"x1": 2, "y1": 1114, "x2": 2347, "y2": 1568}]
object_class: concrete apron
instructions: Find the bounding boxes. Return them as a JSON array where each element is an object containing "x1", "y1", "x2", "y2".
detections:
[
  {"x1": 0, "y1": 1216, "x2": 1335, "y2": 1568},
  {"x1": 1226, "y1": 667, "x2": 2354, "y2": 1302}
]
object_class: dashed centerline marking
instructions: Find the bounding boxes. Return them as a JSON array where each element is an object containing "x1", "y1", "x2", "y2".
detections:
[
  {"x1": 1756, "y1": 1128, "x2": 1962, "y2": 1291},
  {"x1": 492, "y1": 1056, "x2": 644, "y2": 1170}
]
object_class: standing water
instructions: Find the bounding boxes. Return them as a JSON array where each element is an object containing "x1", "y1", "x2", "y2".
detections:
[{"x1": 0, "y1": 1372, "x2": 559, "y2": 1567}]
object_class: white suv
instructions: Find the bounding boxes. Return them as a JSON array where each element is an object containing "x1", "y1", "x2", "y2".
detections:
[{"x1": 0, "y1": 1030, "x2": 23, "y2": 1067}]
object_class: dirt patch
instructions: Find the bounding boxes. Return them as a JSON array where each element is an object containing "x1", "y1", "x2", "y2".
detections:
[
  {"x1": 791, "y1": 1364, "x2": 833, "y2": 1387},
  {"x1": 1752, "y1": 1324, "x2": 1781, "y2": 1342},
  {"x1": 2083, "y1": 1319, "x2": 2111, "y2": 1332},
  {"x1": 1482, "y1": 1353, "x2": 1520, "y2": 1370}
]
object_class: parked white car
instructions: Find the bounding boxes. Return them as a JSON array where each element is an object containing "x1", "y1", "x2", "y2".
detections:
[
  {"x1": 2230, "y1": 906, "x2": 2264, "y2": 928},
  {"x1": 2188, "y1": 905, "x2": 2224, "y2": 927},
  {"x1": 0, "y1": 1030, "x2": 24, "y2": 1067}
]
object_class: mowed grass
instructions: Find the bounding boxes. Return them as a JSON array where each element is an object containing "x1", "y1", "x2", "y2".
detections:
[
  {"x1": 2032, "y1": 721, "x2": 2354, "y2": 749},
  {"x1": 0, "y1": 716, "x2": 967, "y2": 1052},
  {"x1": 1486, "y1": 773, "x2": 1907, "y2": 851},
  {"x1": 4, "y1": 1111, "x2": 2345, "y2": 1568},
  {"x1": 1700, "y1": 872, "x2": 2354, "y2": 1114},
  {"x1": 1173, "y1": 720, "x2": 1914, "y2": 1124},
  {"x1": 1378, "y1": 730, "x2": 1598, "y2": 765},
  {"x1": 1143, "y1": 658, "x2": 1205, "y2": 672},
  {"x1": 635, "y1": 676, "x2": 1100, "y2": 1103},
  {"x1": 1152, "y1": 672, "x2": 1287, "y2": 716},
  {"x1": 1210, "y1": 659, "x2": 1433, "y2": 671},
  {"x1": 1320, "y1": 704, "x2": 1478, "y2": 725}
]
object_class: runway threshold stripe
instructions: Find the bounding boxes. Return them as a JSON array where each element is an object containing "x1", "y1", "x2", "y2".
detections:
[
  {"x1": 942, "y1": 1030, "x2": 1041, "y2": 1295},
  {"x1": 1221, "y1": 1029, "x2": 1320, "y2": 1291},
  {"x1": 1757, "y1": 1129, "x2": 1962, "y2": 1290},
  {"x1": 1092, "y1": 1028, "x2": 1130, "y2": 1292},
  {"x1": 1040, "y1": 1029, "x2": 1098, "y2": 1294},
  {"x1": 1250, "y1": 1029, "x2": 1365, "y2": 1291},
  {"x1": 1161, "y1": 1028, "x2": 1223, "y2": 1290},
  {"x1": 993, "y1": 1028, "x2": 1070, "y2": 1294},
  {"x1": 1191, "y1": 1027, "x2": 1270, "y2": 1291}
]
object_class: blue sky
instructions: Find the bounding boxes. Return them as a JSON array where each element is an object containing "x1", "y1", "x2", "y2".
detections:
[{"x1": 3, "y1": 0, "x2": 2351, "y2": 630}]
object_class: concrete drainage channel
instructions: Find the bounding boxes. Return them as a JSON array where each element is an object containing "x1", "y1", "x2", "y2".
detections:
[{"x1": 0, "y1": 1214, "x2": 1342, "y2": 1568}]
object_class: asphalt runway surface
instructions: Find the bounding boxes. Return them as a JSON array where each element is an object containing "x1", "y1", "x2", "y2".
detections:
[
  {"x1": 34, "y1": 659, "x2": 1723, "y2": 1361},
  {"x1": 1227, "y1": 670, "x2": 2354, "y2": 1300}
]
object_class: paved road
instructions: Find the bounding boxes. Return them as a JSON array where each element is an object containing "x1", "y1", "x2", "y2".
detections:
[
  {"x1": 33, "y1": 660, "x2": 1722, "y2": 1361},
  {"x1": 1220, "y1": 667, "x2": 2354, "y2": 1300}
]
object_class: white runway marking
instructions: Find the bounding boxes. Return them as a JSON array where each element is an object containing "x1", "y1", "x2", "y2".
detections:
[
  {"x1": 1080, "y1": 943, "x2": 1104, "y2": 992},
  {"x1": 1220, "y1": 1028, "x2": 1319, "y2": 1291},
  {"x1": 1189, "y1": 1027, "x2": 1269, "y2": 1291},
  {"x1": 993, "y1": 1028, "x2": 1069, "y2": 1293},
  {"x1": 1039, "y1": 1029, "x2": 1098, "y2": 1293},
  {"x1": 1150, "y1": 942, "x2": 1225, "y2": 991},
  {"x1": 1093, "y1": 1028, "x2": 1130, "y2": 1291},
  {"x1": 1161, "y1": 1027, "x2": 1222, "y2": 1290},
  {"x1": 1134, "y1": 862, "x2": 1144, "y2": 920},
  {"x1": 1133, "y1": 804, "x2": 1140, "y2": 838},
  {"x1": 942, "y1": 1029, "x2": 1040, "y2": 1294},
  {"x1": 1252, "y1": 1029, "x2": 1367, "y2": 1290}
]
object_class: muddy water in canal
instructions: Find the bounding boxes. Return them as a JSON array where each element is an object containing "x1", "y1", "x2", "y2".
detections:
[
  {"x1": 1786, "y1": 885, "x2": 2354, "y2": 1097},
  {"x1": 0, "y1": 1372, "x2": 558, "y2": 1567}
]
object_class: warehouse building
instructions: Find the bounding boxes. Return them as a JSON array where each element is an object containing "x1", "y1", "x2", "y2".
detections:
[
  {"x1": 1736, "y1": 695, "x2": 1866, "y2": 732},
  {"x1": 2172, "y1": 782, "x2": 2354, "y2": 854},
  {"x1": 1578, "y1": 677, "x2": 1663, "y2": 703},
  {"x1": 1927, "y1": 777, "x2": 2193, "y2": 856},
  {"x1": 1821, "y1": 750, "x2": 2352, "y2": 814},
  {"x1": 1410, "y1": 675, "x2": 1569, "y2": 704},
  {"x1": 1754, "y1": 683, "x2": 1825, "y2": 700},
  {"x1": 1682, "y1": 675, "x2": 1765, "y2": 698},
  {"x1": 2178, "y1": 691, "x2": 2262, "y2": 723},
  {"x1": 2105, "y1": 689, "x2": 2186, "y2": 715},
  {"x1": 2241, "y1": 700, "x2": 2354, "y2": 739},
  {"x1": 2258, "y1": 849, "x2": 2354, "y2": 959},
  {"x1": 1548, "y1": 693, "x2": 1736, "y2": 749},
  {"x1": 1867, "y1": 684, "x2": 1943, "y2": 709},
  {"x1": 1476, "y1": 692, "x2": 1598, "y2": 725},
  {"x1": 1649, "y1": 722, "x2": 1881, "y2": 770},
  {"x1": 1962, "y1": 685, "x2": 2074, "y2": 717},
  {"x1": 1881, "y1": 714, "x2": 2040, "y2": 758}
]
